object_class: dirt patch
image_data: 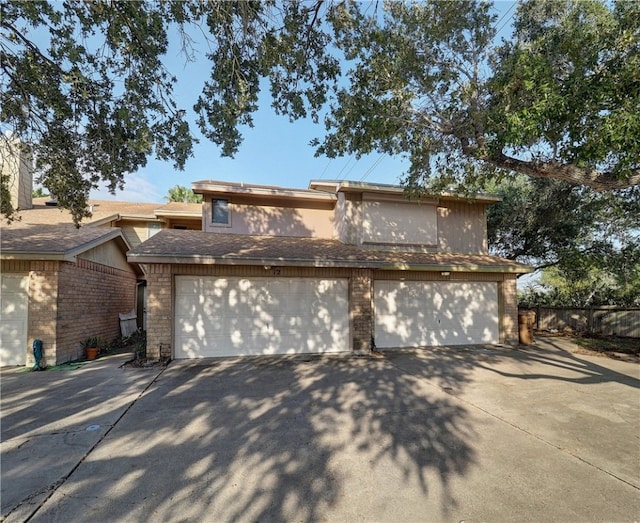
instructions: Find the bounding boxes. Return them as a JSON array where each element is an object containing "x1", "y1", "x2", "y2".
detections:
[
  {"x1": 542, "y1": 332, "x2": 640, "y2": 363},
  {"x1": 121, "y1": 357, "x2": 171, "y2": 369}
]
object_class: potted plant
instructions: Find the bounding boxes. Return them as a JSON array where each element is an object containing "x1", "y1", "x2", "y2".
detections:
[{"x1": 81, "y1": 336, "x2": 100, "y2": 360}]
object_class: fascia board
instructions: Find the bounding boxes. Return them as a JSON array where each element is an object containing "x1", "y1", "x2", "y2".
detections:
[
  {"x1": 192, "y1": 182, "x2": 336, "y2": 202},
  {"x1": 126, "y1": 253, "x2": 532, "y2": 273}
]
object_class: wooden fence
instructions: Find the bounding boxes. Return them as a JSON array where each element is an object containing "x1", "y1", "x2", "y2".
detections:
[{"x1": 521, "y1": 306, "x2": 640, "y2": 338}]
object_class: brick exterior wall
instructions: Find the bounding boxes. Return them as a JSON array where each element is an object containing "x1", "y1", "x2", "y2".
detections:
[
  {"x1": 2, "y1": 259, "x2": 137, "y2": 367},
  {"x1": 499, "y1": 275, "x2": 519, "y2": 344},
  {"x1": 27, "y1": 261, "x2": 60, "y2": 367},
  {"x1": 146, "y1": 264, "x2": 173, "y2": 360},
  {"x1": 54, "y1": 259, "x2": 137, "y2": 364},
  {"x1": 350, "y1": 269, "x2": 373, "y2": 353}
]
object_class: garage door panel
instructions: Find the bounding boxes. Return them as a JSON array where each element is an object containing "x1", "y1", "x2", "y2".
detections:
[
  {"x1": 175, "y1": 277, "x2": 348, "y2": 358},
  {"x1": 375, "y1": 281, "x2": 499, "y2": 348},
  {"x1": 1, "y1": 275, "x2": 29, "y2": 366}
]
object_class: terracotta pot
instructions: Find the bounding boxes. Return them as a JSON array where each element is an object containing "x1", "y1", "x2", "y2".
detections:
[{"x1": 85, "y1": 347, "x2": 99, "y2": 360}]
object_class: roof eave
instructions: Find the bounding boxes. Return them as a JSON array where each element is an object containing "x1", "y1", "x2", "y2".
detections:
[
  {"x1": 192, "y1": 181, "x2": 336, "y2": 202},
  {"x1": 126, "y1": 254, "x2": 531, "y2": 273},
  {"x1": 0, "y1": 252, "x2": 68, "y2": 261},
  {"x1": 1, "y1": 228, "x2": 132, "y2": 263}
]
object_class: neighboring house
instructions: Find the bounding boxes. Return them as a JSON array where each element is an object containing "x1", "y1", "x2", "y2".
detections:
[
  {"x1": 0, "y1": 225, "x2": 142, "y2": 367},
  {"x1": 22, "y1": 197, "x2": 202, "y2": 247},
  {"x1": 127, "y1": 180, "x2": 531, "y2": 361},
  {"x1": 0, "y1": 154, "x2": 201, "y2": 367}
]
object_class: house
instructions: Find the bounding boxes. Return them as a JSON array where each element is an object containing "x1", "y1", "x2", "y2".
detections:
[
  {"x1": 0, "y1": 225, "x2": 142, "y2": 367},
  {"x1": 0, "y1": 147, "x2": 201, "y2": 366},
  {"x1": 127, "y1": 180, "x2": 531, "y2": 361}
]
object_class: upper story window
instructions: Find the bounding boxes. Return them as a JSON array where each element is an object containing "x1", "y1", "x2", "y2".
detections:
[
  {"x1": 148, "y1": 222, "x2": 162, "y2": 238},
  {"x1": 212, "y1": 198, "x2": 230, "y2": 226}
]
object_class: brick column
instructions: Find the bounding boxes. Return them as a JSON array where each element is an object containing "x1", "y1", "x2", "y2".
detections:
[
  {"x1": 146, "y1": 264, "x2": 172, "y2": 360},
  {"x1": 499, "y1": 275, "x2": 518, "y2": 344},
  {"x1": 28, "y1": 261, "x2": 59, "y2": 367},
  {"x1": 350, "y1": 268, "x2": 373, "y2": 353}
]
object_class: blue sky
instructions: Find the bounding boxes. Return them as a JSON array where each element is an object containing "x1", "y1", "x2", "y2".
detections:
[{"x1": 91, "y1": 1, "x2": 518, "y2": 203}]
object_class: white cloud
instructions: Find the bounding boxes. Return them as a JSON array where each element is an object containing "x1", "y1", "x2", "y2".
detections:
[{"x1": 90, "y1": 171, "x2": 164, "y2": 203}]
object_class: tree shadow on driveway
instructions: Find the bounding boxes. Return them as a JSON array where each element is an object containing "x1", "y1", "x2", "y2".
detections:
[
  {"x1": 29, "y1": 349, "x2": 492, "y2": 522},
  {"x1": 478, "y1": 337, "x2": 640, "y2": 389}
]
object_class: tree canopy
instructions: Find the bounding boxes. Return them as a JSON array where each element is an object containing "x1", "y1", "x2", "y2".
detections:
[
  {"x1": 319, "y1": 0, "x2": 639, "y2": 194},
  {"x1": 165, "y1": 185, "x2": 202, "y2": 204},
  {"x1": 1, "y1": 0, "x2": 338, "y2": 223},
  {"x1": 1, "y1": 0, "x2": 638, "y2": 224},
  {"x1": 486, "y1": 177, "x2": 640, "y2": 306}
]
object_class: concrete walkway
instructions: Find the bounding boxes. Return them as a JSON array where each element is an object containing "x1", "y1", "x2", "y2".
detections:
[{"x1": 1, "y1": 337, "x2": 639, "y2": 522}]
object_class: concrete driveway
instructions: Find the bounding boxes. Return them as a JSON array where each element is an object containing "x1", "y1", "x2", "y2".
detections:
[{"x1": 2, "y1": 337, "x2": 639, "y2": 522}]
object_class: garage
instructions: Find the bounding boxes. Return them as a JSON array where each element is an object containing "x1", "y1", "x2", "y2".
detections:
[
  {"x1": 0, "y1": 274, "x2": 29, "y2": 366},
  {"x1": 175, "y1": 276, "x2": 350, "y2": 358},
  {"x1": 374, "y1": 280, "x2": 499, "y2": 348}
]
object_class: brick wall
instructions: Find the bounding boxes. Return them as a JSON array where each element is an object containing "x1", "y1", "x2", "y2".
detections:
[
  {"x1": 27, "y1": 261, "x2": 60, "y2": 367},
  {"x1": 146, "y1": 264, "x2": 173, "y2": 360},
  {"x1": 53, "y1": 259, "x2": 136, "y2": 364},
  {"x1": 499, "y1": 275, "x2": 518, "y2": 344},
  {"x1": 350, "y1": 269, "x2": 373, "y2": 353}
]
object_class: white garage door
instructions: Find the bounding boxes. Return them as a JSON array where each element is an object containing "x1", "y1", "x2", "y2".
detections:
[
  {"x1": 375, "y1": 281, "x2": 499, "y2": 347},
  {"x1": 1, "y1": 274, "x2": 29, "y2": 366},
  {"x1": 175, "y1": 276, "x2": 349, "y2": 358}
]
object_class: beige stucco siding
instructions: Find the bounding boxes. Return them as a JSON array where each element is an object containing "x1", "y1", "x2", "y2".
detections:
[
  {"x1": 362, "y1": 200, "x2": 438, "y2": 246},
  {"x1": 335, "y1": 195, "x2": 488, "y2": 253},
  {"x1": 334, "y1": 193, "x2": 361, "y2": 245},
  {"x1": 437, "y1": 201, "x2": 488, "y2": 254},
  {"x1": 118, "y1": 221, "x2": 154, "y2": 248},
  {"x1": 203, "y1": 202, "x2": 336, "y2": 238}
]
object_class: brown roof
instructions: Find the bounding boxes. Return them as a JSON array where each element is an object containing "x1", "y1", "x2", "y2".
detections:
[
  {"x1": 1, "y1": 224, "x2": 128, "y2": 260},
  {"x1": 127, "y1": 230, "x2": 531, "y2": 273},
  {"x1": 7, "y1": 198, "x2": 200, "y2": 227}
]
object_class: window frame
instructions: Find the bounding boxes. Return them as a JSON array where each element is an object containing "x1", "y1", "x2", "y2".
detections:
[{"x1": 211, "y1": 198, "x2": 231, "y2": 227}]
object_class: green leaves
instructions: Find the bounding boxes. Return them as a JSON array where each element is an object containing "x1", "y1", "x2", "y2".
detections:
[
  {"x1": 1, "y1": 1, "x2": 638, "y2": 225},
  {"x1": 487, "y1": 177, "x2": 640, "y2": 306},
  {"x1": 321, "y1": 0, "x2": 640, "y2": 192},
  {"x1": 165, "y1": 185, "x2": 202, "y2": 204},
  {"x1": 489, "y1": 0, "x2": 640, "y2": 185}
]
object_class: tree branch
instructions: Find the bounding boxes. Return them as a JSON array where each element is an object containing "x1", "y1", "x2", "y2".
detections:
[{"x1": 486, "y1": 153, "x2": 640, "y2": 191}]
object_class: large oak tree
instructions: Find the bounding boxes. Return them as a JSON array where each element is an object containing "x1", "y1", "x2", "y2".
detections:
[
  {"x1": 2, "y1": 0, "x2": 638, "y2": 224},
  {"x1": 319, "y1": 0, "x2": 639, "y2": 194}
]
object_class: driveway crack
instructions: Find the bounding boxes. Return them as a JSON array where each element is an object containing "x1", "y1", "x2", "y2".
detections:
[{"x1": 12, "y1": 367, "x2": 169, "y2": 523}]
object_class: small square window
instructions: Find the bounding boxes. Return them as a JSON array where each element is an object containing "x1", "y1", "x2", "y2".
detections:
[
  {"x1": 148, "y1": 222, "x2": 162, "y2": 238},
  {"x1": 212, "y1": 198, "x2": 230, "y2": 225}
]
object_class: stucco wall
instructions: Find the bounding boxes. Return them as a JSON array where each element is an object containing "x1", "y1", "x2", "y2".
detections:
[
  {"x1": 203, "y1": 201, "x2": 336, "y2": 238},
  {"x1": 335, "y1": 194, "x2": 489, "y2": 254},
  {"x1": 118, "y1": 220, "x2": 153, "y2": 248},
  {"x1": 437, "y1": 201, "x2": 488, "y2": 254}
]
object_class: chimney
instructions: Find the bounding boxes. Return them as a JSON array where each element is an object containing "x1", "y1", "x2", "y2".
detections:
[{"x1": 1, "y1": 135, "x2": 33, "y2": 211}]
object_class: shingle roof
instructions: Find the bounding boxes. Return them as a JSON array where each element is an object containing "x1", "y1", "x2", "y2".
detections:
[
  {"x1": 1, "y1": 224, "x2": 128, "y2": 260},
  {"x1": 6, "y1": 198, "x2": 200, "y2": 226},
  {"x1": 127, "y1": 230, "x2": 531, "y2": 273}
]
